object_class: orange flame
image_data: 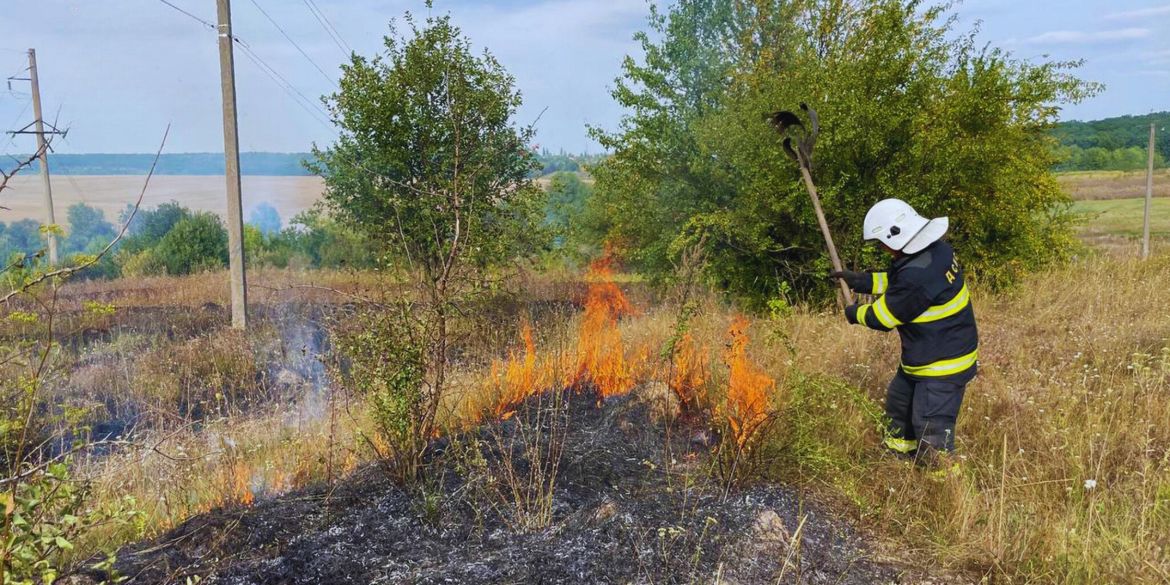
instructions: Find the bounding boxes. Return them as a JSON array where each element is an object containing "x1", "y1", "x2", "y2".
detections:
[
  {"x1": 573, "y1": 254, "x2": 639, "y2": 397},
  {"x1": 488, "y1": 321, "x2": 555, "y2": 417},
  {"x1": 723, "y1": 315, "x2": 775, "y2": 448},
  {"x1": 669, "y1": 332, "x2": 709, "y2": 413},
  {"x1": 231, "y1": 461, "x2": 254, "y2": 506}
]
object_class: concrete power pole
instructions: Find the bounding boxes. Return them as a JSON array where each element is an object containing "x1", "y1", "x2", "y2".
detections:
[
  {"x1": 28, "y1": 49, "x2": 58, "y2": 266},
  {"x1": 217, "y1": 0, "x2": 248, "y2": 329},
  {"x1": 1142, "y1": 123, "x2": 1156, "y2": 260}
]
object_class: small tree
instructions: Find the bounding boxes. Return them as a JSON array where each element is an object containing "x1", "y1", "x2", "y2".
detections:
[
  {"x1": 309, "y1": 7, "x2": 542, "y2": 483},
  {"x1": 153, "y1": 212, "x2": 229, "y2": 275}
]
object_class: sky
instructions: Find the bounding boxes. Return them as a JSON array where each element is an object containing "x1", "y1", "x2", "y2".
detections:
[{"x1": 0, "y1": 0, "x2": 1166, "y2": 156}]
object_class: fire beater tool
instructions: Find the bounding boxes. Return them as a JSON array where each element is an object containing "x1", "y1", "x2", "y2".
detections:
[{"x1": 767, "y1": 104, "x2": 853, "y2": 307}]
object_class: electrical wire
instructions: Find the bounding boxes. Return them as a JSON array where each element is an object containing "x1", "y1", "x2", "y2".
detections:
[
  {"x1": 302, "y1": 0, "x2": 352, "y2": 58},
  {"x1": 234, "y1": 41, "x2": 336, "y2": 134},
  {"x1": 153, "y1": 0, "x2": 216, "y2": 30},
  {"x1": 1, "y1": 98, "x2": 32, "y2": 157},
  {"x1": 248, "y1": 0, "x2": 338, "y2": 89}
]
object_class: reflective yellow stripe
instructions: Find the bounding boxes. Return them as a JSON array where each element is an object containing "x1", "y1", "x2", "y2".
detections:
[
  {"x1": 873, "y1": 296, "x2": 902, "y2": 328},
  {"x1": 856, "y1": 304, "x2": 875, "y2": 327},
  {"x1": 912, "y1": 285, "x2": 970, "y2": 323},
  {"x1": 885, "y1": 437, "x2": 918, "y2": 453},
  {"x1": 872, "y1": 272, "x2": 888, "y2": 295},
  {"x1": 901, "y1": 349, "x2": 979, "y2": 377}
]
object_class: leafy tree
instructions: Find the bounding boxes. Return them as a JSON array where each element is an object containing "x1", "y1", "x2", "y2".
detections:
[
  {"x1": 248, "y1": 202, "x2": 282, "y2": 235},
  {"x1": 0, "y1": 220, "x2": 43, "y2": 260},
  {"x1": 62, "y1": 203, "x2": 116, "y2": 256},
  {"x1": 153, "y1": 212, "x2": 229, "y2": 275},
  {"x1": 309, "y1": 7, "x2": 542, "y2": 483},
  {"x1": 591, "y1": 0, "x2": 1100, "y2": 304},
  {"x1": 1053, "y1": 111, "x2": 1168, "y2": 163},
  {"x1": 121, "y1": 201, "x2": 191, "y2": 252}
]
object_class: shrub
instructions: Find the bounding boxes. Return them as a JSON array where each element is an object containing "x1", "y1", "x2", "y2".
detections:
[{"x1": 153, "y1": 212, "x2": 228, "y2": 275}]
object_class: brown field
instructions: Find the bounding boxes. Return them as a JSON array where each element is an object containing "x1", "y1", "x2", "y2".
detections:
[
  {"x1": 1058, "y1": 169, "x2": 1170, "y2": 200},
  {"x1": 0, "y1": 174, "x2": 574, "y2": 228},
  {"x1": 0, "y1": 174, "x2": 326, "y2": 226}
]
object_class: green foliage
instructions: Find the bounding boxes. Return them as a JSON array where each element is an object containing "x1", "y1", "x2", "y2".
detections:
[
  {"x1": 153, "y1": 212, "x2": 229, "y2": 276},
  {"x1": 331, "y1": 306, "x2": 429, "y2": 485},
  {"x1": 308, "y1": 10, "x2": 544, "y2": 280},
  {"x1": 589, "y1": 0, "x2": 1100, "y2": 304},
  {"x1": 1053, "y1": 111, "x2": 1169, "y2": 169},
  {"x1": 61, "y1": 204, "x2": 115, "y2": 257},
  {"x1": 543, "y1": 171, "x2": 601, "y2": 262},
  {"x1": 0, "y1": 463, "x2": 142, "y2": 584},
  {"x1": 1055, "y1": 144, "x2": 1165, "y2": 172}
]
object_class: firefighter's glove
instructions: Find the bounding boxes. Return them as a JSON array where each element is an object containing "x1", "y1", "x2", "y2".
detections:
[
  {"x1": 844, "y1": 303, "x2": 860, "y2": 325},
  {"x1": 829, "y1": 270, "x2": 868, "y2": 292}
]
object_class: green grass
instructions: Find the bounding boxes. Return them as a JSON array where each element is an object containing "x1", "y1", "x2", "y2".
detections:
[{"x1": 1073, "y1": 197, "x2": 1170, "y2": 240}]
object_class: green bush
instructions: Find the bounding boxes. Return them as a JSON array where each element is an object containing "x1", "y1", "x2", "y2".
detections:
[
  {"x1": 153, "y1": 212, "x2": 229, "y2": 275},
  {"x1": 589, "y1": 0, "x2": 1100, "y2": 305}
]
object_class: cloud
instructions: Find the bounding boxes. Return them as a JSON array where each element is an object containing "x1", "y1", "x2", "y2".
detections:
[
  {"x1": 1017, "y1": 28, "x2": 1152, "y2": 45},
  {"x1": 1105, "y1": 5, "x2": 1170, "y2": 20}
]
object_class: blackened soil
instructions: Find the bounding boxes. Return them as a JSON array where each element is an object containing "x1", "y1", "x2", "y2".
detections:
[{"x1": 101, "y1": 392, "x2": 913, "y2": 585}]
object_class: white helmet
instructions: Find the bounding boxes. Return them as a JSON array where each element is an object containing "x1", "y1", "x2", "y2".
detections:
[{"x1": 863, "y1": 199, "x2": 948, "y2": 254}]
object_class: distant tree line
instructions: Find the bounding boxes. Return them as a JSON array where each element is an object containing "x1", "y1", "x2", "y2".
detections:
[
  {"x1": 1, "y1": 151, "x2": 605, "y2": 177},
  {"x1": 1053, "y1": 112, "x2": 1168, "y2": 171},
  {"x1": 0, "y1": 201, "x2": 376, "y2": 280}
]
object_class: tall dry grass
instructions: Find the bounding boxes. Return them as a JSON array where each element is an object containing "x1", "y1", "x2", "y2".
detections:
[
  {"x1": 743, "y1": 252, "x2": 1170, "y2": 582},
  {"x1": 36, "y1": 253, "x2": 1170, "y2": 581}
]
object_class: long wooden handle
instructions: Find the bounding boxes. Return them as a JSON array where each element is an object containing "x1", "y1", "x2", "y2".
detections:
[{"x1": 798, "y1": 165, "x2": 854, "y2": 307}]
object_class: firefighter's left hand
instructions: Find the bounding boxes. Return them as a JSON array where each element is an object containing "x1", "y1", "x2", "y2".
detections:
[
  {"x1": 844, "y1": 304, "x2": 860, "y2": 325},
  {"x1": 829, "y1": 270, "x2": 868, "y2": 292}
]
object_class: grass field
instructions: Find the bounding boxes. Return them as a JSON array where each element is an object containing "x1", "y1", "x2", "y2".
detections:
[
  {"x1": 1, "y1": 174, "x2": 326, "y2": 226},
  {"x1": 1058, "y1": 169, "x2": 1169, "y2": 201},
  {"x1": 15, "y1": 251, "x2": 1165, "y2": 583},
  {"x1": 1073, "y1": 197, "x2": 1170, "y2": 248}
]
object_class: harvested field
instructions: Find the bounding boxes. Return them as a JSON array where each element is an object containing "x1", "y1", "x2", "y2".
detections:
[
  {"x1": 0, "y1": 174, "x2": 325, "y2": 225},
  {"x1": 1057, "y1": 169, "x2": 1169, "y2": 200}
]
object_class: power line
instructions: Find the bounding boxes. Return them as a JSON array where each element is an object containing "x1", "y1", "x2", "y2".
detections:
[
  {"x1": 302, "y1": 0, "x2": 352, "y2": 58},
  {"x1": 154, "y1": 0, "x2": 216, "y2": 30},
  {"x1": 154, "y1": 0, "x2": 336, "y2": 137},
  {"x1": 234, "y1": 41, "x2": 335, "y2": 133},
  {"x1": 1, "y1": 98, "x2": 32, "y2": 156},
  {"x1": 248, "y1": 0, "x2": 338, "y2": 89}
]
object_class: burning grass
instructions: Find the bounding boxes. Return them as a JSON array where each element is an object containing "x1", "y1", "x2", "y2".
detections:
[{"x1": 13, "y1": 246, "x2": 1170, "y2": 583}]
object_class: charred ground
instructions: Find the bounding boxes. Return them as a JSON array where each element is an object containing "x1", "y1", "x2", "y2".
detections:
[{"x1": 95, "y1": 390, "x2": 918, "y2": 585}]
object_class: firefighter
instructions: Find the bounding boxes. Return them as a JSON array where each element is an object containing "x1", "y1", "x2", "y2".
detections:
[{"x1": 830, "y1": 199, "x2": 978, "y2": 469}]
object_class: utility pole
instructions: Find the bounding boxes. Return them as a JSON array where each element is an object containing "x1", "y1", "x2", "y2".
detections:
[
  {"x1": 28, "y1": 49, "x2": 57, "y2": 266},
  {"x1": 217, "y1": 0, "x2": 248, "y2": 329},
  {"x1": 1142, "y1": 123, "x2": 1155, "y2": 260}
]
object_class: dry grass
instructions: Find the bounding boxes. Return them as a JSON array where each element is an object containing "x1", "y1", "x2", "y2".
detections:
[
  {"x1": 744, "y1": 252, "x2": 1170, "y2": 582},
  {"x1": 20, "y1": 249, "x2": 1170, "y2": 581},
  {"x1": 1058, "y1": 169, "x2": 1169, "y2": 201}
]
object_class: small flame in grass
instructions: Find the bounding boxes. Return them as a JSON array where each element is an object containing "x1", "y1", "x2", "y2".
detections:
[
  {"x1": 723, "y1": 315, "x2": 775, "y2": 448},
  {"x1": 573, "y1": 254, "x2": 639, "y2": 397},
  {"x1": 669, "y1": 332, "x2": 709, "y2": 413},
  {"x1": 232, "y1": 462, "x2": 254, "y2": 506}
]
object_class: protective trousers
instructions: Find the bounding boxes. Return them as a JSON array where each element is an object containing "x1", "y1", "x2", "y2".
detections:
[{"x1": 883, "y1": 369, "x2": 966, "y2": 455}]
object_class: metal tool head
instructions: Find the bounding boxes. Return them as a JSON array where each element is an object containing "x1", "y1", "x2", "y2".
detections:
[{"x1": 767, "y1": 103, "x2": 819, "y2": 167}]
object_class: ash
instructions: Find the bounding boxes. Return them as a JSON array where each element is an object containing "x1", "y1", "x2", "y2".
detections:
[{"x1": 103, "y1": 390, "x2": 909, "y2": 585}]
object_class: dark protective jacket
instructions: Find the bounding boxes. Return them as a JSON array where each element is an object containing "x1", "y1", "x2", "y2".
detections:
[{"x1": 844, "y1": 240, "x2": 978, "y2": 384}]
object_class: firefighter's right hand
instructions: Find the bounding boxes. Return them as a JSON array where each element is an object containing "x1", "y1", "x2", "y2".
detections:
[{"x1": 829, "y1": 270, "x2": 868, "y2": 292}]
